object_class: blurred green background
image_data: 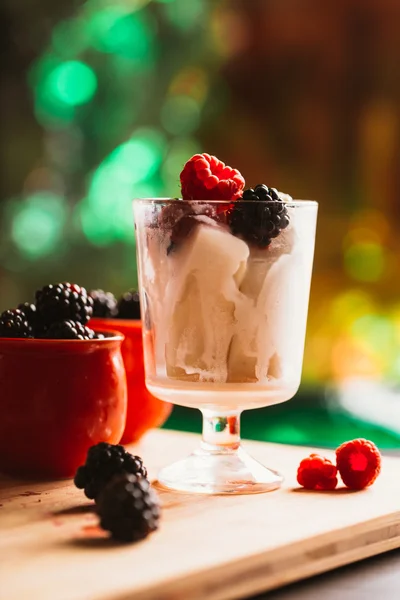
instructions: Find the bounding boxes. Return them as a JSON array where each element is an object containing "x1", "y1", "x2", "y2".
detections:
[{"x1": 1, "y1": 0, "x2": 400, "y2": 447}]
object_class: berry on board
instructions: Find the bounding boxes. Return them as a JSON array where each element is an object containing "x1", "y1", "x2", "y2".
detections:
[
  {"x1": 336, "y1": 438, "x2": 381, "y2": 490},
  {"x1": 297, "y1": 453, "x2": 338, "y2": 491},
  {"x1": 97, "y1": 473, "x2": 160, "y2": 543},
  {"x1": 74, "y1": 442, "x2": 148, "y2": 501}
]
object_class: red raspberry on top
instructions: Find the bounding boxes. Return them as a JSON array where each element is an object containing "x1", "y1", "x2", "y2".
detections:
[
  {"x1": 297, "y1": 453, "x2": 338, "y2": 491},
  {"x1": 336, "y1": 438, "x2": 381, "y2": 490},
  {"x1": 180, "y1": 153, "x2": 245, "y2": 201}
]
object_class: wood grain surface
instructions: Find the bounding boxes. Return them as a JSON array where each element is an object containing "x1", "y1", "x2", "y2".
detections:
[{"x1": 1, "y1": 429, "x2": 400, "y2": 600}]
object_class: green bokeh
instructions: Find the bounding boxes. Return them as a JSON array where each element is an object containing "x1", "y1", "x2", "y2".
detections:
[
  {"x1": 87, "y1": 8, "x2": 155, "y2": 65},
  {"x1": 79, "y1": 128, "x2": 167, "y2": 245},
  {"x1": 32, "y1": 58, "x2": 97, "y2": 126},
  {"x1": 45, "y1": 61, "x2": 97, "y2": 106},
  {"x1": 344, "y1": 241, "x2": 386, "y2": 282},
  {"x1": 52, "y1": 19, "x2": 89, "y2": 58},
  {"x1": 351, "y1": 314, "x2": 395, "y2": 348},
  {"x1": 11, "y1": 192, "x2": 67, "y2": 259},
  {"x1": 161, "y1": 95, "x2": 201, "y2": 135},
  {"x1": 161, "y1": 136, "x2": 201, "y2": 196},
  {"x1": 164, "y1": 0, "x2": 204, "y2": 30},
  {"x1": 34, "y1": 86, "x2": 75, "y2": 128}
]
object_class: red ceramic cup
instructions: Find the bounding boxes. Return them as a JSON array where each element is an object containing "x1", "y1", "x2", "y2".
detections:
[
  {"x1": 90, "y1": 319, "x2": 172, "y2": 444},
  {"x1": 0, "y1": 332, "x2": 127, "y2": 479}
]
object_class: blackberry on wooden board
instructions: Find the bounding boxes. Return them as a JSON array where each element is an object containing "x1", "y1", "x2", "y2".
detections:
[
  {"x1": 97, "y1": 474, "x2": 160, "y2": 542},
  {"x1": 74, "y1": 442, "x2": 148, "y2": 501}
]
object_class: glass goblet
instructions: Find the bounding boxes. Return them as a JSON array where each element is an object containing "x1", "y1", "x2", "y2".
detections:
[{"x1": 134, "y1": 198, "x2": 318, "y2": 494}]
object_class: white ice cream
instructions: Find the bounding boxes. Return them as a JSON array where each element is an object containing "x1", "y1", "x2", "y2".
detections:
[{"x1": 164, "y1": 225, "x2": 249, "y2": 382}]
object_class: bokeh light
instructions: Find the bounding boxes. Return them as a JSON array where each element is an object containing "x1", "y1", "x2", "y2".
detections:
[
  {"x1": 161, "y1": 136, "x2": 201, "y2": 195},
  {"x1": 87, "y1": 8, "x2": 155, "y2": 65},
  {"x1": 344, "y1": 241, "x2": 386, "y2": 282},
  {"x1": 163, "y1": 0, "x2": 204, "y2": 30},
  {"x1": 161, "y1": 95, "x2": 201, "y2": 135},
  {"x1": 78, "y1": 128, "x2": 167, "y2": 245},
  {"x1": 34, "y1": 89, "x2": 75, "y2": 128},
  {"x1": 330, "y1": 289, "x2": 375, "y2": 328},
  {"x1": 52, "y1": 19, "x2": 89, "y2": 58},
  {"x1": 10, "y1": 192, "x2": 67, "y2": 259},
  {"x1": 45, "y1": 61, "x2": 97, "y2": 106},
  {"x1": 31, "y1": 58, "x2": 97, "y2": 127},
  {"x1": 169, "y1": 67, "x2": 209, "y2": 103},
  {"x1": 351, "y1": 314, "x2": 395, "y2": 350}
]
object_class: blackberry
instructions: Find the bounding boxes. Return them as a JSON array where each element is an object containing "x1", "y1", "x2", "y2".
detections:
[
  {"x1": 17, "y1": 302, "x2": 37, "y2": 325},
  {"x1": 35, "y1": 283, "x2": 93, "y2": 325},
  {"x1": 44, "y1": 320, "x2": 96, "y2": 340},
  {"x1": 0, "y1": 309, "x2": 33, "y2": 338},
  {"x1": 89, "y1": 289, "x2": 118, "y2": 318},
  {"x1": 17, "y1": 302, "x2": 45, "y2": 337},
  {"x1": 228, "y1": 184, "x2": 290, "y2": 248},
  {"x1": 74, "y1": 442, "x2": 148, "y2": 501},
  {"x1": 97, "y1": 474, "x2": 160, "y2": 542},
  {"x1": 116, "y1": 290, "x2": 141, "y2": 320}
]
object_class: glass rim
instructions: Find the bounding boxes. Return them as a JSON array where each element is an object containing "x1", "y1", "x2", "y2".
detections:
[{"x1": 133, "y1": 198, "x2": 318, "y2": 207}]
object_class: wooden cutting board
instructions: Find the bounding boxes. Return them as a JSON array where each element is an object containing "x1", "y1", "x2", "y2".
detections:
[{"x1": 1, "y1": 429, "x2": 400, "y2": 600}]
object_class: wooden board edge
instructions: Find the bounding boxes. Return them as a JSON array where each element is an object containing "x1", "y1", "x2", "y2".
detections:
[{"x1": 111, "y1": 513, "x2": 400, "y2": 600}]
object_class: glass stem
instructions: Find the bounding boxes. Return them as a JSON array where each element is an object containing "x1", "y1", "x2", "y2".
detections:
[{"x1": 200, "y1": 411, "x2": 241, "y2": 452}]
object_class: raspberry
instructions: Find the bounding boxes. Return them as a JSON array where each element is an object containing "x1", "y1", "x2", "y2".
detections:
[
  {"x1": 297, "y1": 454, "x2": 338, "y2": 491},
  {"x1": 180, "y1": 153, "x2": 245, "y2": 201},
  {"x1": 336, "y1": 438, "x2": 381, "y2": 490}
]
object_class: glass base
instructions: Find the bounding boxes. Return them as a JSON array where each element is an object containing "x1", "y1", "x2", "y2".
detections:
[{"x1": 157, "y1": 445, "x2": 283, "y2": 495}]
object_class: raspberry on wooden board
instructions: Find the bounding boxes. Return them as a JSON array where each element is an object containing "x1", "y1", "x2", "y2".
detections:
[
  {"x1": 297, "y1": 454, "x2": 338, "y2": 491},
  {"x1": 336, "y1": 438, "x2": 381, "y2": 490}
]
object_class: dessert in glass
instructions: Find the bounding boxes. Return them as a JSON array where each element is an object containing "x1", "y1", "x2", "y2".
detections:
[{"x1": 134, "y1": 153, "x2": 318, "y2": 494}]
